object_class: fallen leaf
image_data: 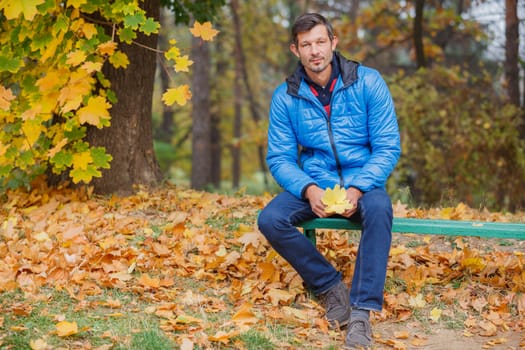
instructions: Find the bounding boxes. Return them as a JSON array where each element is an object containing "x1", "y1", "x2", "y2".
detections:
[{"x1": 56, "y1": 321, "x2": 78, "y2": 337}]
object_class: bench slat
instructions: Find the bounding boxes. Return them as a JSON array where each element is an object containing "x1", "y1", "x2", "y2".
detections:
[{"x1": 299, "y1": 217, "x2": 525, "y2": 244}]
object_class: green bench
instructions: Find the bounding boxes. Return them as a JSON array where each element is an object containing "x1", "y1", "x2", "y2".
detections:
[{"x1": 299, "y1": 217, "x2": 525, "y2": 245}]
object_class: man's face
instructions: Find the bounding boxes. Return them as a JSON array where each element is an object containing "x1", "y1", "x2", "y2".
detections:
[{"x1": 290, "y1": 24, "x2": 338, "y2": 75}]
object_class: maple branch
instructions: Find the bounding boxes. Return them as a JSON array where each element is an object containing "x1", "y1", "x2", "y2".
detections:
[{"x1": 130, "y1": 40, "x2": 164, "y2": 54}]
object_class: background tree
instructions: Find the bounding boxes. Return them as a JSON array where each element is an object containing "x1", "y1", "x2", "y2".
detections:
[{"x1": 190, "y1": 35, "x2": 212, "y2": 190}]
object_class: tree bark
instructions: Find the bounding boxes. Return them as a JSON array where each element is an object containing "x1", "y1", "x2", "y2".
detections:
[
  {"x1": 190, "y1": 36, "x2": 212, "y2": 190},
  {"x1": 413, "y1": 0, "x2": 426, "y2": 69},
  {"x1": 230, "y1": 0, "x2": 243, "y2": 189},
  {"x1": 86, "y1": 0, "x2": 162, "y2": 195},
  {"x1": 230, "y1": 0, "x2": 269, "y2": 189},
  {"x1": 505, "y1": 0, "x2": 520, "y2": 106},
  {"x1": 157, "y1": 9, "x2": 175, "y2": 143},
  {"x1": 210, "y1": 25, "x2": 226, "y2": 188}
]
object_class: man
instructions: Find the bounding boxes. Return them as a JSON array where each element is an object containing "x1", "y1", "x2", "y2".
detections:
[{"x1": 257, "y1": 13, "x2": 401, "y2": 349}]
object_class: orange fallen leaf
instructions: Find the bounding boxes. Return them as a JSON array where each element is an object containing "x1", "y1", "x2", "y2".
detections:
[
  {"x1": 56, "y1": 321, "x2": 78, "y2": 337},
  {"x1": 138, "y1": 274, "x2": 160, "y2": 289},
  {"x1": 232, "y1": 302, "x2": 258, "y2": 326},
  {"x1": 394, "y1": 331, "x2": 410, "y2": 339},
  {"x1": 208, "y1": 330, "x2": 240, "y2": 344}
]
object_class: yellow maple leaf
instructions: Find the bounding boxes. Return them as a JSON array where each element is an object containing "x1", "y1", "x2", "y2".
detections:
[
  {"x1": 164, "y1": 45, "x2": 181, "y2": 61},
  {"x1": 77, "y1": 96, "x2": 110, "y2": 127},
  {"x1": 108, "y1": 51, "x2": 129, "y2": 69},
  {"x1": 0, "y1": 0, "x2": 45, "y2": 20},
  {"x1": 162, "y1": 85, "x2": 192, "y2": 106},
  {"x1": 97, "y1": 41, "x2": 117, "y2": 56},
  {"x1": 429, "y1": 307, "x2": 442, "y2": 322},
  {"x1": 72, "y1": 151, "x2": 92, "y2": 170},
  {"x1": 0, "y1": 86, "x2": 15, "y2": 111},
  {"x1": 22, "y1": 119, "x2": 43, "y2": 148},
  {"x1": 174, "y1": 55, "x2": 193, "y2": 72},
  {"x1": 81, "y1": 22, "x2": 97, "y2": 39},
  {"x1": 36, "y1": 69, "x2": 69, "y2": 92},
  {"x1": 59, "y1": 70, "x2": 94, "y2": 112},
  {"x1": 322, "y1": 184, "x2": 354, "y2": 214},
  {"x1": 66, "y1": 50, "x2": 87, "y2": 66},
  {"x1": 189, "y1": 21, "x2": 219, "y2": 41},
  {"x1": 81, "y1": 61, "x2": 103, "y2": 74},
  {"x1": 55, "y1": 321, "x2": 78, "y2": 337}
]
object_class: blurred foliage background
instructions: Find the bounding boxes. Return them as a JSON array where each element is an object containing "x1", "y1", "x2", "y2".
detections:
[{"x1": 152, "y1": 0, "x2": 525, "y2": 211}]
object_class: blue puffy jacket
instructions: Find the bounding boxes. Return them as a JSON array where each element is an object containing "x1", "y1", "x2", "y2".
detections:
[{"x1": 267, "y1": 52, "x2": 401, "y2": 199}]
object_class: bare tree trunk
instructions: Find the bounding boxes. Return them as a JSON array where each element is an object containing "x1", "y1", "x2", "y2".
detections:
[
  {"x1": 230, "y1": 0, "x2": 269, "y2": 189},
  {"x1": 86, "y1": 0, "x2": 161, "y2": 195},
  {"x1": 157, "y1": 9, "x2": 174, "y2": 143},
  {"x1": 505, "y1": 0, "x2": 520, "y2": 106},
  {"x1": 210, "y1": 27, "x2": 226, "y2": 189},
  {"x1": 230, "y1": 0, "x2": 243, "y2": 189},
  {"x1": 413, "y1": 0, "x2": 426, "y2": 69},
  {"x1": 190, "y1": 36, "x2": 212, "y2": 190}
]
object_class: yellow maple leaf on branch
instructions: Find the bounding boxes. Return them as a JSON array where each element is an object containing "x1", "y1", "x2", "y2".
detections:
[
  {"x1": 174, "y1": 55, "x2": 193, "y2": 72},
  {"x1": 162, "y1": 85, "x2": 192, "y2": 106},
  {"x1": 190, "y1": 21, "x2": 219, "y2": 41},
  {"x1": 77, "y1": 96, "x2": 110, "y2": 128},
  {"x1": 322, "y1": 184, "x2": 354, "y2": 214}
]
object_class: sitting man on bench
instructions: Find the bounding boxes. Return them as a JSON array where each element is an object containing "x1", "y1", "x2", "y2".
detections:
[{"x1": 257, "y1": 13, "x2": 401, "y2": 349}]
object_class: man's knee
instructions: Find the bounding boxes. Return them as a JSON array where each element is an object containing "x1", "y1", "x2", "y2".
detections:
[
  {"x1": 257, "y1": 207, "x2": 273, "y2": 234},
  {"x1": 360, "y1": 189, "x2": 393, "y2": 216}
]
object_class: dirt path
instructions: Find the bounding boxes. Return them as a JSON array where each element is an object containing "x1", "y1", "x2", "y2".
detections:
[{"x1": 373, "y1": 320, "x2": 524, "y2": 349}]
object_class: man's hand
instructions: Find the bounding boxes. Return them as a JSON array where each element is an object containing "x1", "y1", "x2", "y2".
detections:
[
  {"x1": 305, "y1": 185, "x2": 328, "y2": 217},
  {"x1": 341, "y1": 187, "x2": 362, "y2": 218}
]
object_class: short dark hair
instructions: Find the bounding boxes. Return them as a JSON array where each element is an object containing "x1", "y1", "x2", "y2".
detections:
[{"x1": 291, "y1": 13, "x2": 334, "y2": 45}]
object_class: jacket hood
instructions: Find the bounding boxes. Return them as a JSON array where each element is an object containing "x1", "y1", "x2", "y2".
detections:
[{"x1": 286, "y1": 51, "x2": 360, "y2": 96}]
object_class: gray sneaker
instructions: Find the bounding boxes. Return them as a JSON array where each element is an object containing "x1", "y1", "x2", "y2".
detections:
[
  {"x1": 317, "y1": 281, "x2": 351, "y2": 329},
  {"x1": 344, "y1": 314, "x2": 372, "y2": 349}
]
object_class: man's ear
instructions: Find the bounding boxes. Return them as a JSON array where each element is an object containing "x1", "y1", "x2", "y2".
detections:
[
  {"x1": 290, "y1": 43, "x2": 300, "y2": 58},
  {"x1": 331, "y1": 36, "x2": 339, "y2": 51}
]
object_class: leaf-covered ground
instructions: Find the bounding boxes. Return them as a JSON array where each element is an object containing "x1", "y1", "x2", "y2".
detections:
[{"x1": 1, "y1": 180, "x2": 524, "y2": 349}]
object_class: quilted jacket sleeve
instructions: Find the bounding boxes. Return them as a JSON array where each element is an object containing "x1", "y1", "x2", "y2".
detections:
[
  {"x1": 349, "y1": 67, "x2": 401, "y2": 192},
  {"x1": 266, "y1": 84, "x2": 316, "y2": 199}
]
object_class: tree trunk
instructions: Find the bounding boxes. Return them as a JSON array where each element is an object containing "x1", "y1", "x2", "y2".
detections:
[
  {"x1": 230, "y1": 0, "x2": 269, "y2": 189},
  {"x1": 505, "y1": 0, "x2": 520, "y2": 106},
  {"x1": 413, "y1": 0, "x2": 426, "y2": 69},
  {"x1": 157, "y1": 9, "x2": 175, "y2": 143},
  {"x1": 190, "y1": 36, "x2": 212, "y2": 190},
  {"x1": 231, "y1": 0, "x2": 243, "y2": 189},
  {"x1": 210, "y1": 25, "x2": 226, "y2": 189},
  {"x1": 86, "y1": 0, "x2": 161, "y2": 195}
]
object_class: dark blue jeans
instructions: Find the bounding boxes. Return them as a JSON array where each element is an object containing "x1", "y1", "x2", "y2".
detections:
[{"x1": 257, "y1": 188, "x2": 392, "y2": 311}]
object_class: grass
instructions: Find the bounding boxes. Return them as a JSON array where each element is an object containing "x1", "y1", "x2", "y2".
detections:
[
  {"x1": 0, "y1": 278, "x2": 330, "y2": 350},
  {"x1": 0, "y1": 288, "x2": 169, "y2": 349}
]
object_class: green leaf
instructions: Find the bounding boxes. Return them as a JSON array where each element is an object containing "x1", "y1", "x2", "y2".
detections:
[
  {"x1": 70, "y1": 164, "x2": 100, "y2": 183},
  {"x1": 123, "y1": 13, "x2": 145, "y2": 29},
  {"x1": 50, "y1": 150, "x2": 73, "y2": 170},
  {"x1": 91, "y1": 147, "x2": 112, "y2": 168},
  {"x1": 118, "y1": 27, "x2": 136, "y2": 44},
  {"x1": 141, "y1": 17, "x2": 159, "y2": 35},
  {"x1": 0, "y1": 55, "x2": 24, "y2": 73}
]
